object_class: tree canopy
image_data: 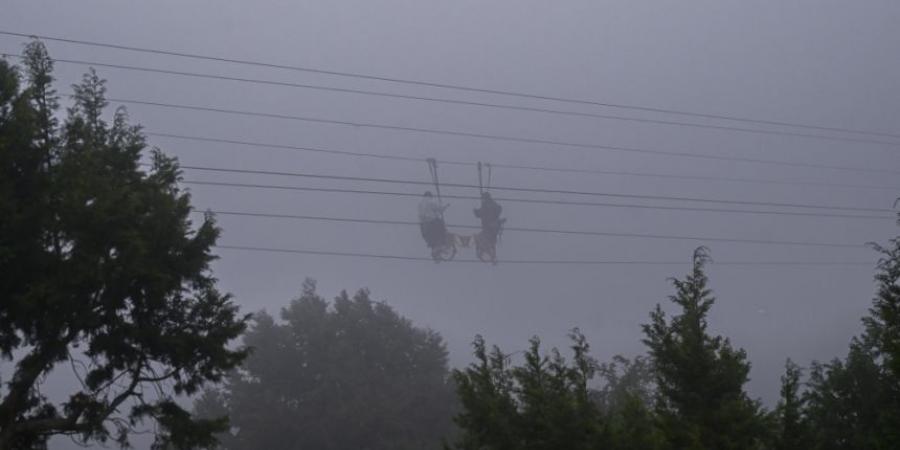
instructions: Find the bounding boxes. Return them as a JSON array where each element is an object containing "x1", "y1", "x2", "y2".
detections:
[
  {"x1": 0, "y1": 43, "x2": 248, "y2": 449},
  {"x1": 642, "y1": 247, "x2": 765, "y2": 450},
  {"x1": 450, "y1": 331, "x2": 606, "y2": 450},
  {"x1": 450, "y1": 248, "x2": 768, "y2": 450},
  {"x1": 772, "y1": 359, "x2": 807, "y2": 450},
  {"x1": 195, "y1": 280, "x2": 456, "y2": 450},
  {"x1": 801, "y1": 235, "x2": 900, "y2": 450}
]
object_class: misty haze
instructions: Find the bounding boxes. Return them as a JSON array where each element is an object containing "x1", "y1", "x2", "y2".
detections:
[{"x1": 1, "y1": 1, "x2": 899, "y2": 449}]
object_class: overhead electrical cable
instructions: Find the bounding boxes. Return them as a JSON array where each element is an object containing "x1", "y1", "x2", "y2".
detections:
[
  {"x1": 3, "y1": 30, "x2": 898, "y2": 141},
  {"x1": 150, "y1": 132, "x2": 900, "y2": 192},
  {"x1": 196, "y1": 209, "x2": 867, "y2": 249},
  {"x1": 5, "y1": 52, "x2": 898, "y2": 147},
  {"x1": 175, "y1": 164, "x2": 892, "y2": 214},
  {"x1": 181, "y1": 180, "x2": 895, "y2": 220},
  {"x1": 107, "y1": 96, "x2": 900, "y2": 176},
  {"x1": 214, "y1": 244, "x2": 874, "y2": 266}
]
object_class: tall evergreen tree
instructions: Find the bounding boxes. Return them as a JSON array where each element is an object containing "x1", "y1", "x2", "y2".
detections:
[
  {"x1": 865, "y1": 236, "x2": 900, "y2": 386},
  {"x1": 642, "y1": 248, "x2": 764, "y2": 450},
  {"x1": 804, "y1": 230, "x2": 900, "y2": 449},
  {"x1": 450, "y1": 330, "x2": 606, "y2": 450},
  {"x1": 512, "y1": 332, "x2": 603, "y2": 450},
  {"x1": 0, "y1": 43, "x2": 248, "y2": 449},
  {"x1": 773, "y1": 359, "x2": 807, "y2": 450},
  {"x1": 448, "y1": 335, "x2": 519, "y2": 450},
  {"x1": 805, "y1": 344, "x2": 888, "y2": 449}
]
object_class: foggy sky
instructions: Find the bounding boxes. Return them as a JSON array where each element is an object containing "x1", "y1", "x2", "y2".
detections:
[{"x1": 2, "y1": 1, "x2": 899, "y2": 449}]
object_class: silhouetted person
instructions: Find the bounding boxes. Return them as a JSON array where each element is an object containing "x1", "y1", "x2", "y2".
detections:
[
  {"x1": 474, "y1": 191, "x2": 503, "y2": 243},
  {"x1": 418, "y1": 191, "x2": 448, "y2": 249}
]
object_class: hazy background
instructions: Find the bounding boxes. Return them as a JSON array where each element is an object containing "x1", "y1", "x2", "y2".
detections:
[{"x1": 2, "y1": 1, "x2": 899, "y2": 448}]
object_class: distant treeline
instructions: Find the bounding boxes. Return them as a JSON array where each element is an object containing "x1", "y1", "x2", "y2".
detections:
[{"x1": 196, "y1": 245, "x2": 900, "y2": 450}]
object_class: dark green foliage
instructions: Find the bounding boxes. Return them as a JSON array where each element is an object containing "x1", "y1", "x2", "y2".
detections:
[
  {"x1": 0, "y1": 43, "x2": 248, "y2": 449},
  {"x1": 450, "y1": 336, "x2": 519, "y2": 450},
  {"x1": 450, "y1": 250, "x2": 777, "y2": 450},
  {"x1": 450, "y1": 330, "x2": 607, "y2": 450},
  {"x1": 805, "y1": 344, "x2": 892, "y2": 449},
  {"x1": 642, "y1": 248, "x2": 765, "y2": 450},
  {"x1": 801, "y1": 234, "x2": 900, "y2": 450},
  {"x1": 865, "y1": 237, "x2": 900, "y2": 385},
  {"x1": 197, "y1": 280, "x2": 456, "y2": 450},
  {"x1": 773, "y1": 359, "x2": 807, "y2": 450},
  {"x1": 449, "y1": 239, "x2": 900, "y2": 450},
  {"x1": 512, "y1": 332, "x2": 603, "y2": 450}
]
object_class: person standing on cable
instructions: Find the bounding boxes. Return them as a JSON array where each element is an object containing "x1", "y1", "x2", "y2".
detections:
[
  {"x1": 418, "y1": 191, "x2": 448, "y2": 250},
  {"x1": 474, "y1": 192, "x2": 503, "y2": 244}
]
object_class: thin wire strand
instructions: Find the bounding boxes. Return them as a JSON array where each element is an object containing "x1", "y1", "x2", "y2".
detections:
[
  {"x1": 151, "y1": 132, "x2": 900, "y2": 192},
  {"x1": 175, "y1": 164, "x2": 892, "y2": 213},
  {"x1": 108, "y1": 96, "x2": 900, "y2": 176},
  {"x1": 182, "y1": 180, "x2": 895, "y2": 220},
  {"x1": 6, "y1": 52, "x2": 898, "y2": 148},
  {"x1": 198, "y1": 209, "x2": 867, "y2": 248},
  {"x1": 214, "y1": 244, "x2": 874, "y2": 266},
  {"x1": 4, "y1": 30, "x2": 898, "y2": 141}
]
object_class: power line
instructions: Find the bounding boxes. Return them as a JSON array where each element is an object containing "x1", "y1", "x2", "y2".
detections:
[
  {"x1": 8, "y1": 53, "x2": 899, "y2": 148},
  {"x1": 109, "y1": 96, "x2": 900, "y2": 176},
  {"x1": 176, "y1": 164, "x2": 892, "y2": 214},
  {"x1": 199, "y1": 209, "x2": 868, "y2": 249},
  {"x1": 151, "y1": 132, "x2": 900, "y2": 192},
  {"x1": 151, "y1": 132, "x2": 428, "y2": 163},
  {"x1": 214, "y1": 244, "x2": 874, "y2": 266},
  {"x1": 4, "y1": 30, "x2": 898, "y2": 141},
  {"x1": 182, "y1": 180, "x2": 895, "y2": 220}
]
